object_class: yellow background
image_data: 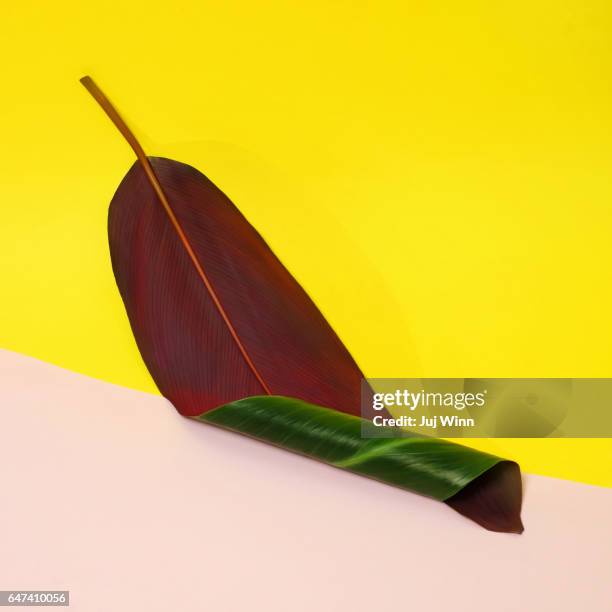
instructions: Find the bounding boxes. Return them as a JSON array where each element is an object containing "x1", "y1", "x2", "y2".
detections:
[{"x1": 1, "y1": 1, "x2": 611, "y2": 486}]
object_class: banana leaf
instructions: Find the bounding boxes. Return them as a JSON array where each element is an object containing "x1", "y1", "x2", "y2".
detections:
[
  {"x1": 198, "y1": 396, "x2": 524, "y2": 533},
  {"x1": 81, "y1": 76, "x2": 524, "y2": 535}
]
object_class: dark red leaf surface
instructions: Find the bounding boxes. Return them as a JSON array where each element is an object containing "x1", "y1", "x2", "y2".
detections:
[{"x1": 109, "y1": 157, "x2": 367, "y2": 417}]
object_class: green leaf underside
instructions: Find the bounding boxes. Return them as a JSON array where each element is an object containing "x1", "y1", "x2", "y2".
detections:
[{"x1": 198, "y1": 396, "x2": 507, "y2": 501}]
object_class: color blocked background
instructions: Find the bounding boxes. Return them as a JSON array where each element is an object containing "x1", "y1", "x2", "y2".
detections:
[{"x1": 1, "y1": 1, "x2": 611, "y2": 485}]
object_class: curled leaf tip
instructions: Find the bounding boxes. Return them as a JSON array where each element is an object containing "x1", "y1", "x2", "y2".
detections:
[{"x1": 446, "y1": 461, "x2": 524, "y2": 534}]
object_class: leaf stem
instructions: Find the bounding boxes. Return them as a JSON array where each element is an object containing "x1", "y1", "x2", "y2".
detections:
[{"x1": 80, "y1": 76, "x2": 148, "y2": 162}]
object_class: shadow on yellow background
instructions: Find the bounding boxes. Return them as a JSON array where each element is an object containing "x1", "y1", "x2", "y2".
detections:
[{"x1": 1, "y1": 1, "x2": 611, "y2": 486}]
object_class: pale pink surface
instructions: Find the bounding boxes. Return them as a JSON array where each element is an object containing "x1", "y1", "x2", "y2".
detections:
[{"x1": 1, "y1": 349, "x2": 611, "y2": 612}]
